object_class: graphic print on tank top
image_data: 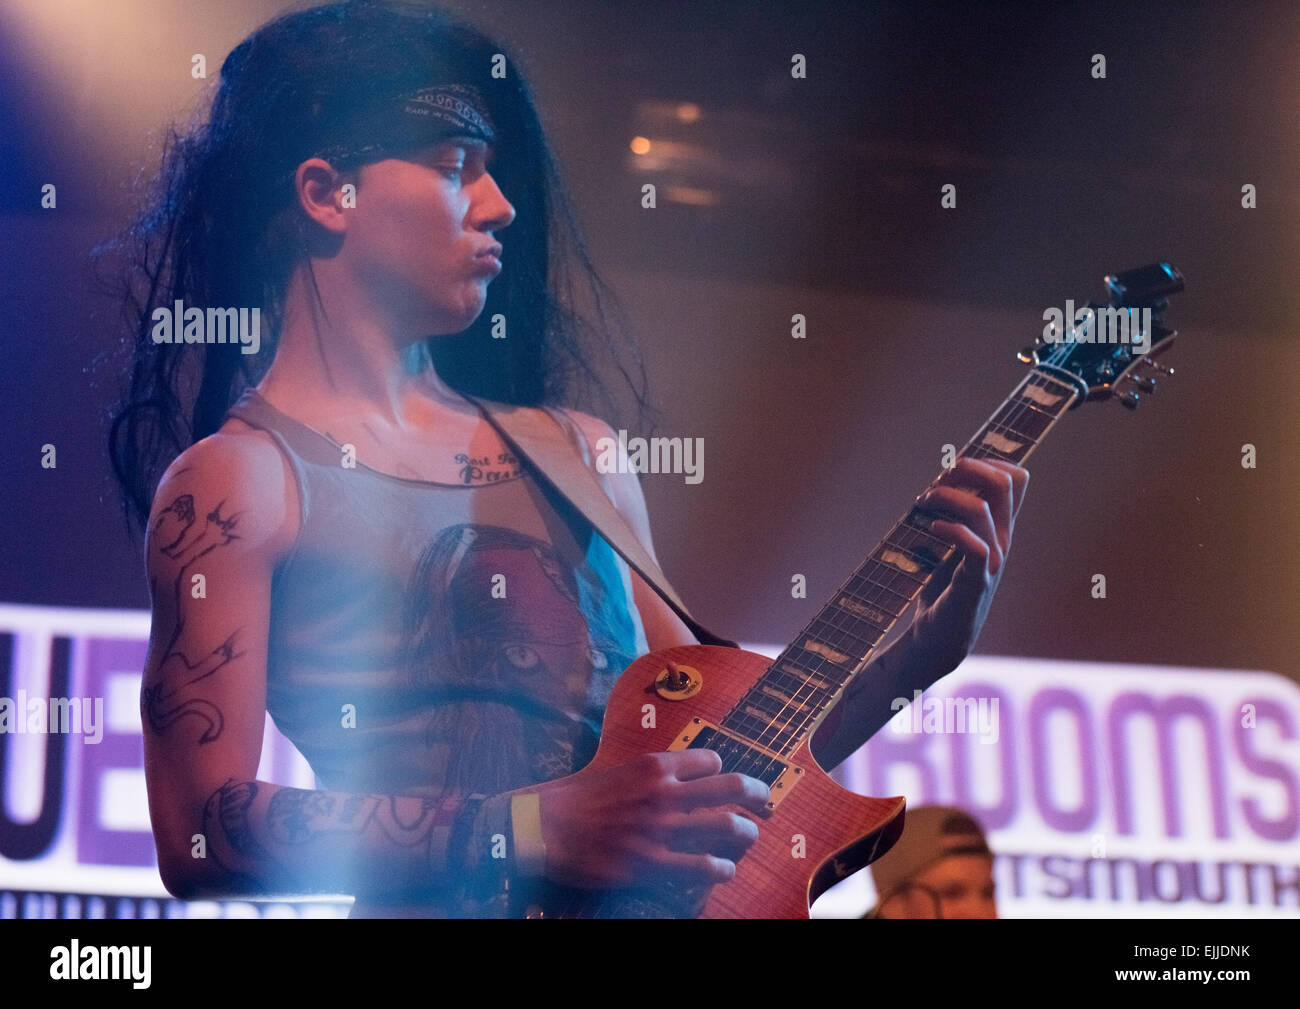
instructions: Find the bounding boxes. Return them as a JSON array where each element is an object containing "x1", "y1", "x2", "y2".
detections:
[{"x1": 398, "y1": 523, "x2": 640, "y2": 796}]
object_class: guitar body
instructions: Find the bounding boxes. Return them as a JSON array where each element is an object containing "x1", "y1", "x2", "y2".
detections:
[{"x1": 513, "y1": 645, "x2": 906, "y2": 918}]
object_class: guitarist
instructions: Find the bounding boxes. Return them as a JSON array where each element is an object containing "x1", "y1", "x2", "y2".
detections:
[{"x1": 109, "y1": 1, "x2": 1028, "y2": 916}]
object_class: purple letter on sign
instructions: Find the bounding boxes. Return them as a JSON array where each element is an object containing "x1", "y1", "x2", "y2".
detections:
[
  {"x1": 1028, "y1": 688, "x2": 1098, "y2": 832},
  {"x1": 78, "y1": 637, "x2": 155, "y2": 867},
  {"x1": 949, "y1": 682, "x2": 1016, "y2": 829},
  {"x1": 1234, "y1": 697, "x2": 1299, "y2": 842}
]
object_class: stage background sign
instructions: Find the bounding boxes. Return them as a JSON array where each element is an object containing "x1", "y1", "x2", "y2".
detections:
[
  {"x1": 1, "y1": 605, "x2": 1295, "y2": 918},
  {"x1": 804, "y1": 653, "x2": 1300, "y2": 918}
]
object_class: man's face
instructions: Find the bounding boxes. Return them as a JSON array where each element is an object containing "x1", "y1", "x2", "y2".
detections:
[
  {"x1": 914, "y1": 854, "x2": 997, "y2": 918},
  {"x1": 877, "y1": 854, "x2": 997, "y2": 918},
  {"x1": 345, "y1": 137, "x2": 515, "y2": 339}
]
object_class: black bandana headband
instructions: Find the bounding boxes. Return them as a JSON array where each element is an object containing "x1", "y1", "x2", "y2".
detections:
[{"x1": 311, "y1": 82, "x2": 496, "y2": 168}]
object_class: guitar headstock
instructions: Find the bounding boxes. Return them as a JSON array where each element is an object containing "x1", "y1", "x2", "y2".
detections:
[{"x1": 1018, "y1": 261, "x2": 1184, "y2": 409}]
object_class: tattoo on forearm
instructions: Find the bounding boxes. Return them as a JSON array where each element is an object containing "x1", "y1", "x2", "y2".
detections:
[
  {"x1": 201, "y1": 781, "x2": 457, "y2": 895},
  {"x1": 267, "y1": 788, "x2": 339, "y2": 844},
  {"x1": 206, "y1": 779, "x2": 268, "y2": 862},
  {"x1": 264, "y1": 788, "x2": 444, "y2": 848},
  {"x1": 142, "y1": 493, "x2": 244, "y2": 743}
]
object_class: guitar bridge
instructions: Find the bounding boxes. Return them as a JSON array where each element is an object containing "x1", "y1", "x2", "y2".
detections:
[{"x1": 667, "y1": 718, "x2": 802, "y2": 814}]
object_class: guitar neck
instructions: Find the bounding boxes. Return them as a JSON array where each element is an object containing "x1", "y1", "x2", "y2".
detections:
[{"x1": 718, "y1": 367, "x2": 1082, "y2": 756}]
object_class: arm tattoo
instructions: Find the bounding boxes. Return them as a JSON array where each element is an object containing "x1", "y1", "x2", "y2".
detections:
[
  {"x1": 266, "y1": 789, "x2": 338, "y2": 844},
  {"x1": 212, "y1": 780, "x2": 264, "y2": 857},
  {"x1": 201, "y1": 778, "x2": 274, "y2": 892},
  {"x1": 203, "y1": 782, "x2": 458, "y2": 895},
  {"x1": 142, "y1": 493, "x2": 245, "y2": 743},
  {"x1": 264, "y1": 788, "x2": 443, "y2": 848}
]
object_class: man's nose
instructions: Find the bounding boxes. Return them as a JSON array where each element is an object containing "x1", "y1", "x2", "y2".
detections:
[{"x1": 475, "y1": 172, "x2": 515, "y2": 230}]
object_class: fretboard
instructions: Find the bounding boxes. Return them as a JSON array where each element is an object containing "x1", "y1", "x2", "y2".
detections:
[{"x1": 719, "y1": 368, "x2": 1080, "y2": 755}]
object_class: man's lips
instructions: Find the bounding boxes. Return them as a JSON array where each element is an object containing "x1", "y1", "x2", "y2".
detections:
[
  {"x1": 473, "y1": 244, "x2": 501, "y2": 275},
  {"x1": 472, "y1": 242, "x2": 503, "y2": 275}
]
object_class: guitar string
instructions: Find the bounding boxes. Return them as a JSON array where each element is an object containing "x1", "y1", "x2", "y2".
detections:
[
  {"x1": 768, "y1": 359, "x2": 1080, "y2": 756},
  {"x1": 720, "y1": 347, "x2": 1085, "y2": 797},
  {"x1": 559, "y1": 363, "x2": 1075, "y2": 918},
  {"x1": 559, "y1": 340, "x2": 1104, "y2": 916},
  {"x1": 740, "y1": 358, "x2": 1074, "y2": 763}
]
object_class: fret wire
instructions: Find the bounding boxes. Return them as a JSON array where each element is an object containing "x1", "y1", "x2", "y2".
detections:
[
  {"x1": 858, "y1": 561, "x2": 933, "y2": 598},
  {"x1": 826, "y1": 597, "x2": 898, "y2": 636},
  {"x1": 1006, "y1": 397, "x2": 1053, "y2": 418},
  {"x1": 845, "y1": 570, "x2": 916, "y2": 611},
  {"x1": 720, "y1": 368, "x2": 1082, "y2": 754},
  {"x1": 806, "y1": 605, "x2": 889, "y2": 647},
  {"x1": 869, "y1": 540, "x2": 939, "y2": 574},
  {"x1": 856, "y1": 556, "x2": 927, "y2": 590},
  {"x1": 897, "y1": 514, "x2": 957, "y2": 548},
  {"x1": 990, "y1": 403, "x2": 1050, "y2": 430},
  {"x1": 985, "y1": 417, "x2": 1045, "y2": 444},
  {"x1": 993, "y1": 409, "x2": 1053, "y2": 439},
  {"x1": 818, "y1": 607, "x2": 891, "y2": 644},
  {"x1": 993, "y1": 398, "x2": 1057, "y2": 429},
  {"x1": 820, "y1": 602, "x2": 892, "y2": 638}
]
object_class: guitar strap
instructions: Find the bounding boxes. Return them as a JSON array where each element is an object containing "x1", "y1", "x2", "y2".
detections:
[{"x1": 463, "y1": 394, "x2": 738, "y2": 650}]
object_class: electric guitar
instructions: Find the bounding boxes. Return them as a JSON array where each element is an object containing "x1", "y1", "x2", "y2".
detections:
[{"x1": 510, "y1": 262, "x2": 1185, "y2": 917}]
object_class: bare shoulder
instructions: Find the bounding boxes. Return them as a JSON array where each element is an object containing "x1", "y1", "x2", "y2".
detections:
[
  {"x1": 552, "y1": 407, "x2": 632, "y2": 492},
  {"x1": 550, "y1": 406, "x2": 658, "y2": 551},
  {"x1": 145, "y1": 418, "x2": 299, "y2": 568},
  {"x1": 553, "y1": 406, "x2": 619, "y2": 454},
  {"x1": 553, "y1": 408, "x2": 699, "y2": 646}
]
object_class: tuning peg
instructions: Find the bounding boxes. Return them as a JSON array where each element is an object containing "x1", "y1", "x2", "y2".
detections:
[
  {"x1": 1118, "y1": 390, "x2": 1140, "y2": 410},
  {"x1": 1133, "y1": 376, "x2": 1156, "y2": 393},
  {"x1": 1141, "y1": 358, "x2": 1174, "y2": 375}
]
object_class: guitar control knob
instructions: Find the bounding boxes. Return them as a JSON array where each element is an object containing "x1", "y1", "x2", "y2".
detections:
[
  {"x1": 1119, "y1": 391, "x2": 1140, "y2": 410},
  {"x1": 655, "y1": 661, "x2": 703, "y2": 700}
]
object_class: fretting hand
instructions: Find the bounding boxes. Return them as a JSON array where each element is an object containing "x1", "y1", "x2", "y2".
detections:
[{"x1": 906, "y1": 457, "x2": 1029, "y2": 676}]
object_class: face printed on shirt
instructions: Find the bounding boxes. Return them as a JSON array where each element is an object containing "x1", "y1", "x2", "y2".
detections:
[{"x1": 399, "y1": 524, "x2": 637, "y2": 792}]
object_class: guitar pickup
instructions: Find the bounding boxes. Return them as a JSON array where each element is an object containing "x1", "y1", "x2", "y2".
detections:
[{"x1": 667, "y1": 719, "x2": 802, "y2": 815}]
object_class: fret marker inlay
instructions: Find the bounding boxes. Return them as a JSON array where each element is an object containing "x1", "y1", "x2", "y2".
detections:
[
  {"x1": 1021, "y1": 384, "x2": 1065, "y2": 407},
  {"x1": 880, "y1": 548, "x2": 921, "y2": 574},
  {"x1": 981, "y1": 431, "x2": 1023, "y2": 454},
  {"x1": 837, "y1": 595, "x2": 894, "y2": 628},
  {"x1": 803, "y1": 639, "x2": 851, "y2": 665}
]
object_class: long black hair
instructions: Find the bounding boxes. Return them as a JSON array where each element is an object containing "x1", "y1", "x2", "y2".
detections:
[{"x1": 105, "y1": 0, "x2": 651, "y2": 535}]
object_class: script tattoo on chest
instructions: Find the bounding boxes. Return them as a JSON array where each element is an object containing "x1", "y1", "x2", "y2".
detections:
[{"x1": 455, "y1": 450, "x2": 521, "y2": 485}]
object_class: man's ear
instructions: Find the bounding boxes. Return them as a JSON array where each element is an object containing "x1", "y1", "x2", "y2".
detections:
[{"x1": 293, "y1": 158, "x2": 350, "y2": 236}]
